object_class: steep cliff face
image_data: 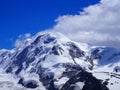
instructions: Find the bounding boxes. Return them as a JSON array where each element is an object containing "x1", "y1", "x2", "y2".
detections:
[{"x1": 0, "y1": 32, "x2": 120, "y2": 90}]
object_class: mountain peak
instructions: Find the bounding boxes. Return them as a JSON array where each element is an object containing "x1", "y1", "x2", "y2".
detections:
[
  {"x1": 17, "y1": 31, "x2": 71, "y2": 49},
  {"x1": 32, "y1": 31, "x2": 71, "y2": 44}
]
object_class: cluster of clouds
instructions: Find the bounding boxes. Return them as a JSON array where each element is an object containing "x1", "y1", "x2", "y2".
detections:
[
  {"x1": 15, "y1": 33, "x2": 31, "y2": 47},
  {"x1": 53, "y1": 0, "x2": 120, "y2": 48},
  {"x1": 15, "y1": 0, "x2": 120, "y2": 48}
]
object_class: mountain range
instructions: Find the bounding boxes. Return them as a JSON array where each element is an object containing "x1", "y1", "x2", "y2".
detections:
[{"x1": 0, "y1": 32, "x2": 120, "y2": 90}]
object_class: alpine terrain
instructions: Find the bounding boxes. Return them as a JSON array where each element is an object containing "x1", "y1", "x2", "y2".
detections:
[{"x1": 0, "y1": 31, "x2": 120, "y2": 90}]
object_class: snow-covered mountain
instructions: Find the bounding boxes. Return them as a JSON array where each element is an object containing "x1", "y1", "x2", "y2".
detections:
[{"x1": 0, "y1": 32, "x2": 120, "y2": 90}]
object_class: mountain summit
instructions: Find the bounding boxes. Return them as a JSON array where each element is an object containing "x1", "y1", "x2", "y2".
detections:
[{"x1": 0, "y1": 32, "x2": 120, "y2": 90}]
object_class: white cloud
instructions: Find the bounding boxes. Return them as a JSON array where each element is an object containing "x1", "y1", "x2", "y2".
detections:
[
  {"x1": 24, "y1": 33, "x2": 31, "y2": 38},
  {"x1": 53, "y1": 0, "x2": 120, "y2": 48},
  {"x1": 15, "y1": 33, "x2": 31, "y2": 47}
]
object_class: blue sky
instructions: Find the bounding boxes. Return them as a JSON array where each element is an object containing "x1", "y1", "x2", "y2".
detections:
[{"x1": 0, "y1": 0, "x2": 100, "y2": 49}]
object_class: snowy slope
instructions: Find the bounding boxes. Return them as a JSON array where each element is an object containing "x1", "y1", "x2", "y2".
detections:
[{"x1": 0, "y1": 31, "x2": 120, "y2": 90}]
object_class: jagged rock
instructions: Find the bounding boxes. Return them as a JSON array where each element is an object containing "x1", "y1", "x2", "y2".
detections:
[{"x1": 61, "y1": 71, "x2": 109, "y2": 90}]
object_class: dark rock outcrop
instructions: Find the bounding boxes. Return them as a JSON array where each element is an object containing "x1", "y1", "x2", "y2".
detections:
[{"x1": 61, "y1": 71, "x2": 109, "y2": 90}]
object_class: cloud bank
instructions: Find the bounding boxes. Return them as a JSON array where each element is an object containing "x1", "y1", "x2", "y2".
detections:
[{"x1": 53, "y1": 0, "x2": 120, "y2": 48}]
